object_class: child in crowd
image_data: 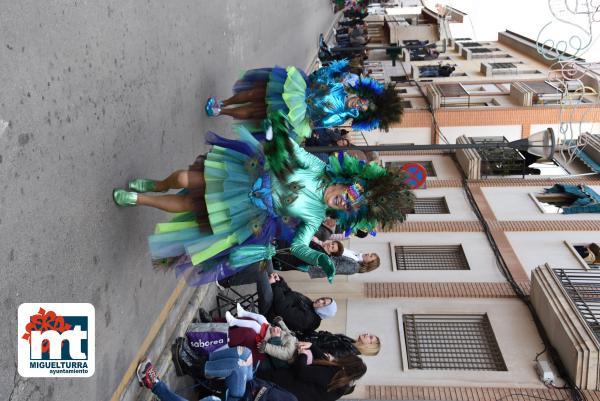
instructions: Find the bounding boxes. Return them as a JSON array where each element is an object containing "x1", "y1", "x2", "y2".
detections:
[{"x1": 225, "y1": 304, "x2": 298, "y2": 365}]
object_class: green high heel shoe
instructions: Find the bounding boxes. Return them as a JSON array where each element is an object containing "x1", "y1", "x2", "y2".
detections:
[
  {"x1": 128, "y1": 179, "x2": 163, "y2": 193},
  {"x1": 112, "y1": 189, "x2": 138, "y2": 207}
]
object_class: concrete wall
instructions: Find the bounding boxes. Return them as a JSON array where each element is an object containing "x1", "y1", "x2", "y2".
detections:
[{"x1": 346, "y1": 298, "x2": 546, "y2": 388}]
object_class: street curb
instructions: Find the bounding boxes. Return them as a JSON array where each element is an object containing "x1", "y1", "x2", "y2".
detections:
[
  {"x1": 306, "y1": 11, "x2": 343, "y2": 73},
  {"x1": 110, "y1": 281, "x2": 216, "y2": 401},
  {"x1": 134, "y1": 284, "x2": 217, "y2": 401}
]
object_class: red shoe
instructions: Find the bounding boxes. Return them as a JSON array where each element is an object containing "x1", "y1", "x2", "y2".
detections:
[{"x1": 136, "y1": 358, "x2": 159, "y2": 389}]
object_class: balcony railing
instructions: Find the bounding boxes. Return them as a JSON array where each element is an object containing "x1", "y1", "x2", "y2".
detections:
[
  {"x1": 553, "y1": 268, "x2": 600, "y2": 341},
  {"x1": 468, "y1": 136, "x2": 526, "y2": 178}
]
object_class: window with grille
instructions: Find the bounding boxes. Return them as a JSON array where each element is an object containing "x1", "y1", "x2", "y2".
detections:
[
  {"x1": 469, "y1": 48, "x2": 493, "y2": 53},
  {"x1": 394, "y1": 245, "x2": 468, "y2": 270},
  {"x1": 403, "y1": 314, "x2": 507, "y2": 370},
  {"x1": 386, "y1": 161, "x2": 436, "y2": 177},
  {"x1": 460, "y1": 42, "x2": 483, "y2": 47},
  {"x1": 490, "y1": 62, "x2": 516, "y2": 69},
  {"x1": 410, "y1": 197, "x2": 449, "y2": 214},
  {"x1": 401, "y1": 100, "x2": 412, "y2": 109}
]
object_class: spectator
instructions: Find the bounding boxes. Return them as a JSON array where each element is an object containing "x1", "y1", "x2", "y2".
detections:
[
  {"x1": 273, "y1": 239, "x2": 344, "y2": 272},
  {"x1": 257, "y1": 343, "x2": 366, "y2": 401},
  {"x1": 343, "y1": 247, "x2": 379, "y2": 265},
  {"x1": 299, "y1": 331, "x2": 381, "y2": 358},
  {"x1": 138, "y1": 348, "x2": 298, "y2": 401},
  {"x1": 267, "y1": 274, "x2": 337, "y2": 334},
  {"x1": 306, "y1": 252, "x2": 380, "y2": 278},
  {"x1": 305, "y1": 128, "x2": 349, "y2": 147},
  {"x1": 224, "y1": 304, "x2": 298, "y2": 365},
  {"x1": 338, "y1": 18, "x2": 366, "y2": 28},
  {"x1": 218, "y1": 260, "x2": 276, "y2": 314},
  {"x1": 220, "y1": 237, "x2": 343, "y2": 316}
]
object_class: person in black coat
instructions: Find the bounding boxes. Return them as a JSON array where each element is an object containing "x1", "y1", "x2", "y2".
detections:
[
  {"x1": 257, "y1": 343, "x2": 366, "y2": 401},
  {"x1": 266, "y1": 276, "x2": 337, "y2": 335},
  {"x1": 298, "y1": 331, "x2": 381, "y2": 358}
]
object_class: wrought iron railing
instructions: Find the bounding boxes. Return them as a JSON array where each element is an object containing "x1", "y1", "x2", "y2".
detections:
[
  {"x1": 468, "y1": 136, "x2": 526, "y2": 178},
  {"x1": 552, "y1": 268, "x2": 600, "y2": 341}
]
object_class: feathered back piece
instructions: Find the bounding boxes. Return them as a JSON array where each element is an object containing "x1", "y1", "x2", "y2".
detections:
[
  {"x1": 263, "y1": 111, "x2": 300, "y2": 182},
  {"x1": 325, "y1": 152, "x2": 415, "y2": 235},
  {"x1": 349, "y1": 78, "x2": 403, "y2": 132}
]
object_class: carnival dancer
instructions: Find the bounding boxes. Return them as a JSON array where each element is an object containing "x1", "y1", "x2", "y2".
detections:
[
  {"x1": 112, "y1": 112, "x2": 413, "y2": 286},
  {"x1": 205, "y1": 59, "x2": 403, "y2": 142}
]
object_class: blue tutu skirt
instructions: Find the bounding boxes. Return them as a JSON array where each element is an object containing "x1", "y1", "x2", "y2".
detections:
[
  {"x1": 148, "y1": 126, "x2": 298, "y2": 286},
  {"x1": 234, "y1": 66, "x2": 312, "y2": 141}
]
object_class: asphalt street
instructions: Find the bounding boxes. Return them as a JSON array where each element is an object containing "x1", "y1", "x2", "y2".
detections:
[{"x1": 0, "y1": 1, "x2": 333, "y2": 400}]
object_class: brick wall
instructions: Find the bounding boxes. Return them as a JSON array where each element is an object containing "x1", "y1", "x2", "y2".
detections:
[
  {"x1": 380, "y1": 221, "x2": 483, "y2": 232},
  {"x1": 364, "y1": 282, "x2": 525, "y2": 298},
  {"x1": 492, "y1": 220, "x2": 600, "y2": 231},
  {"x1": 391, "y1": 105, "x2": 600, "y2": 144},
  {"x1": 366, "y1": 385, "x2": 600, "y2": 401}
]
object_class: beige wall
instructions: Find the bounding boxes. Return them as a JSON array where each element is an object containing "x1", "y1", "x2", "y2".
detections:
[
  {"x1": 507, "y1": 231, "x2": 599, "y2": 277},
  {"x1": 343, "y1": 231, "x2": 507, "y2": 283},
  {"x1": 346, "y1": 298, "x2": 546, "y2": 388},
  {"x1": 408, "y1": 187, "x2": 478, "y2": 221},
  {"x1": 440, "y1": 124, "x2": 523, "y2": 143},
  {"x1": 482, "y1": 186, "x2": 600, "y2": 221},
  {"x1": 531, "y1": 122, "x2": 600, "y2": 139},
  {"x1": 363, "y1": 126, "x2": 432, "y2": 145},
  {"x1": 378, "y1": 154, "x2": 462, "y2": 179}
]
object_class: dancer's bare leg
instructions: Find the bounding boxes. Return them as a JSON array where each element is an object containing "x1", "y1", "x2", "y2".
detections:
[
  {"x1": 153, "y1": 170, "x2": 205, "y2": 192},
  {"x1": 137, "y1": 194, "x2": 194, "y2": 213},
  {"x1": 222, "y1": 87, "x2": 266, "y2": 107},
  {"x1": 220, "y1": 104, "x2": 267, "y2": 120}
]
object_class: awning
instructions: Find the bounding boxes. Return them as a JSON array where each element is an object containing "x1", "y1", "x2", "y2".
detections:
[{"x1": 545, "y1": 184, "x2": 600, "y2": 214}]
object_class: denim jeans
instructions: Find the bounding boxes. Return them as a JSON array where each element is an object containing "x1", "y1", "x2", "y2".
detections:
[
  {"x1": 151, "y1": 381, "x2": 224, "y2": 401},
  {"x1": 205, "y1": 347, "x2": 254, "y2": 401}
]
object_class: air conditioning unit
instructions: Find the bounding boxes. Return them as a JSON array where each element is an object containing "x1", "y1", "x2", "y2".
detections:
[{"x1": 535, "y1": 360, "x2": 555, "y2": 385}]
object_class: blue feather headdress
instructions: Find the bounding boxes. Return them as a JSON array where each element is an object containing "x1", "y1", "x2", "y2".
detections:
[{"x1": 348, "y1": 78, "x2": 403, "y2": 132}]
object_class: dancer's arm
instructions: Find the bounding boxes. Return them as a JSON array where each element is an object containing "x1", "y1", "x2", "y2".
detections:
[
  {"x1": 289, "y1": 137, "x2": 327, "y2": 172},
  {"x1": 290, "y1": 223, "x2": 336, "y2": 283},
  {"x1": 318, "y1": 108, "x2": 360, "y2": 128}
]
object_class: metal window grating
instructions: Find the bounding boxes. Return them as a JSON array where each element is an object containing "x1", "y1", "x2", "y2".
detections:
[
  {"x1": 460, "y1": 42, "x2": 483, "y2": 47},
  {"x1": 394, "y1": 245, "x2": 468, "y2": 270},
  {"x1": 490, "y1": 62, "x2": 516, "y2": 69},
  {"x1": 386, "y1": 161, "x2": 436, "y2": 177},
  {"x1": 412, "y1": 197, "x2": 449, "y2": 214},
  {"x1": 403, "y1": 314, "x2": 507, "y2": 370},
  {"x1": 469, "y1": 47, "x2": 493, "y2": 53}
]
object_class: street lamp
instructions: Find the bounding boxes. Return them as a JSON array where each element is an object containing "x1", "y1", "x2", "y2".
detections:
[
  {"x1": 506, "y1": 128, "x2": 556, "y2": 159},
  {"x1": 304, "y1": 127, "x2": 557, "y2": 160}
]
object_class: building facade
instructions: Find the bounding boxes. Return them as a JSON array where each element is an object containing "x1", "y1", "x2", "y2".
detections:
[{"x1": 278, "y1": 6, "x2": 600, "y2": 401}]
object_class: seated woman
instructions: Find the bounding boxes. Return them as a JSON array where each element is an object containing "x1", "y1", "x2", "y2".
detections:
[
  {"x1": 299, "y1": 331, "x2": 380, "y2": 358},
  {"x1": 138, "y1": 347, "x2": 298, "y2": 401},
  {"x1": 225, "y1": 303, "x2": 298, "y2": 366},
  {"x1": 257, "y1": 342, "x2": 366, "y2": 401}
]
